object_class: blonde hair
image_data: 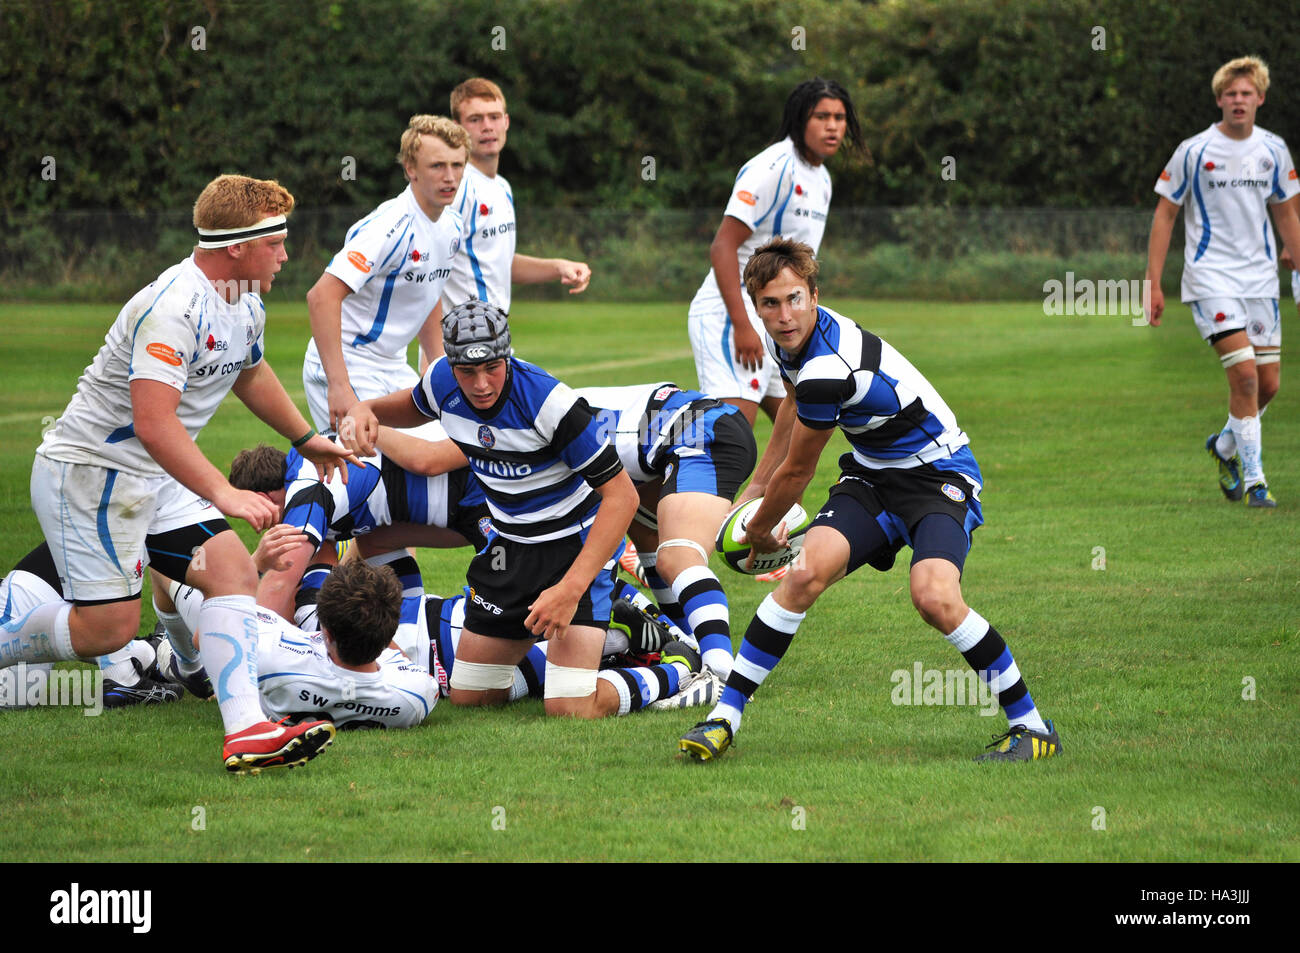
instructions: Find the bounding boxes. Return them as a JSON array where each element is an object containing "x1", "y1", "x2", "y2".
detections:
[
  {"x1": 450, "y1": 78, "x2": 506, "y2": 122},
  {"x1": 192, "y1": 175, "x2": 294, "y2": 230},
  {"x1": 1213, "y1": 56, "x2": 1270, "y2": 98},
  {"x1": 396, "y1": 115, "x2": 470, "y2": 169}
]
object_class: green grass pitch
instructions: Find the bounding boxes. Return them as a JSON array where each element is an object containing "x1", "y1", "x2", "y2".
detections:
[{"x1": 0, "y1": 296, "x2": 1296, "y2": 862}]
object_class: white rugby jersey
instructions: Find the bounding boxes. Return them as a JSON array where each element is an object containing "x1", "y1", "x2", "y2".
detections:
[
  {"x1": 308, "y1": 186, "x2": 463, "y2": 372},
  {"x1": 255, "y1": 608, "x2": 437, "y2": 729},
  {"x1": 442, "y1": 164, "x2": 517, "y2": 314},
  {"x1": 691, "y1": 137, "x2": 833, "y2": 313},
  {"x1": 1155, "y1": 124, "x2": 1300, "y2": 300},
  {"x1": 38, "y1": 256, "x2": 265, "y2": 477},
  {"x1": 412, "y1": 357, "x2": 623, "y2": 542}
]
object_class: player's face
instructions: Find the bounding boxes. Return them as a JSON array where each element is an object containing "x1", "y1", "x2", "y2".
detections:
[
  {"x1": 452, "y1": 359, "x2": 508, "y2": 409},
  {"x1": 1216, "y1": 76, "x2": 1264, "y2": 136},
  {"x1": 802, "y1": 97, "x2": 848, "y2": 164},
  {"x1": 457, "y1": 97, "x2": 510, "y2": 162},
  {"x1": 235, "y1": 234, "x2": 288, "y2": 294},
  {"x1": 405, "y1": 135, "x2": 468, "y2": 213},
  {"x1": 754, "y1": 267, "x2": 818, "y2": 353}
]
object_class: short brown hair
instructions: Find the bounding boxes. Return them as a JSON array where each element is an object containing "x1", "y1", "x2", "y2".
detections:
[
  {"x1": 229, "y1": 444, "x2": 287, "y2": 493},
  {"x1": 743, "y1": 236, "x2": 819, "y2": 303},
  {"x1": 316, "y1": 561, "x2": 403, "y2": 666},
  {"x1": 1213, "y1": 56, "x2": 1269, "y2": 98},
  {"x1": 450, "y1": 78, "x2": 506, "y2": 122},
  {"x1": 193, "y1": 174, "x2": 294, "y2": 231},
  {"x1": 396, "y1": 114, "x2": 471, "y2": 169}
]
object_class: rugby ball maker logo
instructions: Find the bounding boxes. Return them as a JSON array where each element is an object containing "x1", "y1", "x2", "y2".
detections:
[
  {"x1": 478, "y1": 425, "x2": 495, "y2": 448},
  {"x1": 940, "y1": 482, "x2": 966, "y2": 503}
]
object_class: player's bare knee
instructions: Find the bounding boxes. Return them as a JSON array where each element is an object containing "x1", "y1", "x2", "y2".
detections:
[
  {"x1": 911, "y1": 582, "x2": 961, "y2": 630},
  {"x1": 782, "y1": 561, "x2": 828, "y2": 608}
]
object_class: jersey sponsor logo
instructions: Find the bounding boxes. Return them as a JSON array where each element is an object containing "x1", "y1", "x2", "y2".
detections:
[
  {"x1": 652, "y1": 385, "x2": 677, "y2": 400},
  {"x1": 1158, "y1": 169, "x2": 1171, "y2": 181},
  {"x1": 480, "y1": 459, "x2": 532, "y2": 478},
  {"x1": 205, "y1": 334, "x2": 228, "y2": 352},
  {"x1": 469, "y1": 587, "x2": 503, "y2": 615},
  {"x1": 145, "y1": 342, "x2": 183, "y2": 366},
  {"x1": 410, "y1": 249, "x2": 426, "y2": 261},
  {"x1": 1204, "y1": 161, "x2": 1216, "y2": 171},
  {"x1": 479, "y1": 222, "x2": 515, "y2": 239},
  {"x1": 404, "y1": 268, "x2": 452, "y2": 282},
  {"x1": 477, "y1": 424, "x2": 495, "y2": 448},
  {"x1": 347, "y1": 250, "x2": 372, "y2": 273},
  {"x1": 479, "y1": 203, "x2": 490, "y2": 216},
  {"x1": 736, "y1": 190, "x2": 757, "y2": 206},
  {"x1": 1214, "y1": 311, "x2": 1228, "y2": 323},
  {"x1": 940, "y1": 482, "x2": 966, "y2": 503},
  {"x1": 1291, "y1": 169, "x2": 1298, "y2": 181},
  {"x1": 193, "y1": 360, "x2": 245, "y2": 379}
]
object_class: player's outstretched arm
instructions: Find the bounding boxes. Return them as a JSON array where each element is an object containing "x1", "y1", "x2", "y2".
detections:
[
  {"x1": 711, "y1": 215, "x2": 762, "y2": 371},
  {"x1": 525, "y1": 469, "x2": 637, "y2": 640},
  {"x1": 342, "y1": 389, "x2": 429, "y2": 457},
  {"x1": 232, "y1": 359, "x2": 358, "y2": 482},
  {"x1": 512, "y1": 254, "x2": 592, "y2": 294},
  {"x1": 1145, "y1": 197, "x2": 1180, "y2": 327},
  {"x1": 252, "y1": 524, "x2": 317, "y2": 622},
  {"x1": 131, "y1": 379, "x2": 278, "y2": 530},
  {"x1": 745, "y1": 417, "x2": 834, "y2": 556},
  {"x1": 306, "y1": 272, "x2": 359, "y2": 429},
  {"x1": 375, "y1": 426, "x2": 469, "y2": 475}
]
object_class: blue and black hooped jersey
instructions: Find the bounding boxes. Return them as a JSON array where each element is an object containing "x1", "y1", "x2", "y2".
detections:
[
  {"x1": 412, "y1": 357, "x2": 623, "y2": 543},
  {"x1": 772, "y1": 306, "x2": 970, "y2": 470},
  {"x1": 281, "y1": 448, "x2": 483, "y2": 547}
]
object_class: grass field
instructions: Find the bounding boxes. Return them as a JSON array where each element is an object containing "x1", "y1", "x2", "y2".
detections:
[{"x1": 0, "y1": 296, "x2": 1297, "y2": 863}]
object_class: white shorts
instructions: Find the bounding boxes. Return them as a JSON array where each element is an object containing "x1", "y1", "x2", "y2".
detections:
[
  {"x1": 303, "y1": 351, "x2": 446, "y2": 442},
  {"x1": 31, "y1": 454, "x2": 221, "y2": 602},
  {"x1": 687, "y1": 298, "x2": 785, "y2": 403},
  {"x1": 1189, "y1": 298, "x2": 1281, "y2": 351}
]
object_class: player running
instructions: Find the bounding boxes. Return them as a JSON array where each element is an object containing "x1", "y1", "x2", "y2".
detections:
[
  {"x1": 677, "y1": 238, "x2": 1061, "y2": 763},
  {"x1": 1146, "y1": 56, "x2": 1300, "y2": 507},
  {"x1": 3, "y1": 174, "x2": 355, "y2": 772}
]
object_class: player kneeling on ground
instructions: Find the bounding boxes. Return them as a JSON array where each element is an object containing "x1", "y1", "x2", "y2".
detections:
[
  {"x1": 677, "y1": 238, "x2": 1062, "y2": 763},
  {"x1": 343, "y1": 302, "x2": 699, "y2": 717}
]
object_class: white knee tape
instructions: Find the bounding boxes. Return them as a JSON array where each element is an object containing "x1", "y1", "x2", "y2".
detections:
[
  {"x1": 657, "y1": 538, "x2": 709, "y2": 562},
  {"x1": 543, "y1": 661, "x2": 598, "y2": 698},
  {"x1": 1255, "y1": 347, "x2": 1281, "y2": 366},
  {"x1": 1220, "y1": 345, "x2": 1256, "y2": 369},
  {"x1": 449, "y1": 660, "x2": 517, "y2": 691}
]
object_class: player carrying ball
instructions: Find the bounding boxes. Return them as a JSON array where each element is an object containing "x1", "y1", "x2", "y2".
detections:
[{"x1": 677, "y1": 238, "x2": 1061, "y2": 763}]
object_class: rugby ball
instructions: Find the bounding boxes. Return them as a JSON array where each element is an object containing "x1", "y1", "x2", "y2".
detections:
[{"x1": 715, "y1": 497, "x2": 812, "y2": 575}]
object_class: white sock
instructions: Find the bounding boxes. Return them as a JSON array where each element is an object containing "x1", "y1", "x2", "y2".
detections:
[
  {"x1": 1232, "y1": 414, "x2": 1264, "y2": 486},
  {"x1": 1215, "y1": 418, "x2": 1236, "y2": 459},
  {"x1": 97, "y1": 640, "x2": 154, "y2": 684},
  {"x1": 1, "y1": 601, "x2": 75, "y2": 666},
  {"x1": 197, "y1": 595, "x2": 264, "y2": 734},
  {"x1": 155, "y1": 597, "x2": 202, "y2": 673}
]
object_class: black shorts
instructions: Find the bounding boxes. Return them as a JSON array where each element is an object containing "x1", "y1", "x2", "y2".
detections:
[
  {"x1": 809, "y1": 451, "x2": 984, "y2": 575},
  {"x1": 462, "y1": 529, "x2": 619, "y2": 640},
  {"x1": 660, "y1": 408, "x2": 757, "y2": 503}
]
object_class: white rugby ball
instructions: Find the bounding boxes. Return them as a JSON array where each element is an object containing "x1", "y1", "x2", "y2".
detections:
[{"x1": 715, "y1": 497, "x2": 811, "y2": 575}]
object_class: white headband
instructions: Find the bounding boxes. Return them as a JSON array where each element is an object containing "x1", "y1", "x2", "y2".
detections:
[{"x1": 196, "y1": 215, "x2": 288, "y2": 249}]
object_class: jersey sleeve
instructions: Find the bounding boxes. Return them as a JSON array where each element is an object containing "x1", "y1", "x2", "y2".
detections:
[
  {"x1": 722, "y1": 151, "x2": 794, "y2": 232},
  {"x1": 539, "y1": 385, "x2": 624, "y2": 487},
  {"x1": 1267, "y1": 141, "x2": 1300, "y2": 204},
  {"x1": 1154, "y1": 141, "x2": 1191, "y2": 205},
  {"x1": 243, "y1": 296, "x2": 267, "y2": 369},
  {"x1": 126, "y1": 284, "x2": 198, "y2": 391},
  {"x1": 281, "y1": 453, "x2": 339, "y2": 546},
  {"x1": 792, "y1": 369, "x2": 855, "y2": 431},
  {"x1": 324, "y1": 209, "x2": 414, "y2": 294},
  {"x1": 412, "y1": 359, "x2": 449, "y2": 419}
]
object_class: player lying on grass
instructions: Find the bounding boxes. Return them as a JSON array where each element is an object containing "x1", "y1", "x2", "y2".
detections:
[
  {"x1": 577, "y1": 382, "x2": 756, "y2": 682},
  {"x1": 3, "y1": 174, "x2": 356, "y2": 774},
  {"x1": 156, "y1": 538, "x2": 717, "y2": 723},
  {"x1": 678, "y1": 238, "x2": 1062, "y2": 763},
  {"x1": 220, "y1": 429, "x2": 491, "y2": 622},
  {"x1": 342, "y1": 301, "x2": 653, "y2": 718}
]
